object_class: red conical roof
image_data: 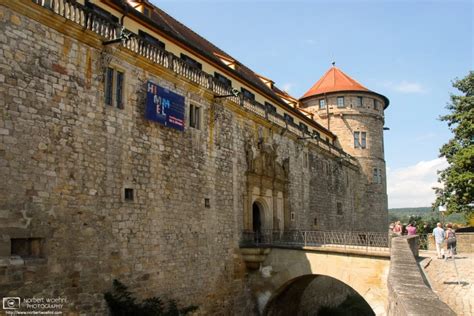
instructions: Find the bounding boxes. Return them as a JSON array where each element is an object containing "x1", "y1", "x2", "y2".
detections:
[
  {"x1": 300, "y1": 65, "x2": 389, "y2": 108},
  {"x1": 301, "y1": 66, "x2": 370, "y2": 99}
]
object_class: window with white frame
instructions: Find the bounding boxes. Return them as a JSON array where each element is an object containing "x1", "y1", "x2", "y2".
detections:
[
  {"x1": 189, "y1": 104, "x2": 201, "y2": 129},
  {"x1": 105, "y1": 67, "x2": 124, "y2": 109},
  {"x1": 319, "y1": 99, "x2": 326, "y2": 109},
  {"x1": 354, "y1": 131, "x2": 367, "y2": 149},
  {"x1": 337, "y1": 96, "x2": 345, "y2": 108}
]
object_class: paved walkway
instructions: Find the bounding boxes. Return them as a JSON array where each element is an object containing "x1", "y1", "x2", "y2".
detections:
[{"x1": 420, "y1": 250, "x2": 474, "y2": 315}]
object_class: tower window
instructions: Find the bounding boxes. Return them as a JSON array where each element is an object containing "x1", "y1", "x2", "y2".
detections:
[
  {"x1": 356, "y1": 96, "x2": 363, "y2": 107},
  {"x1": 354, "y1": 131, "x2": 367, "y2": 149},
  {"x1": 337, "y1": 96, "x2": 345, "y2": 108},
  {"x1": 189, "y1": 104, "x2": 201, "y2": 129},
  {"x1": 319, "y1": 99, "x2": 326, "y2": 109},
  {"x1": 105, "y1": 67, "x2": 124, "y2": 109},
  {"x1": 373, "y1": 99, "x2": 379, "y2": 110},
  {"x1": 373, "y1": 168, "x2": 382, "y2": 184},
  {"x1": 337, "y1": 202, "x2": 343, "y2": 215}
]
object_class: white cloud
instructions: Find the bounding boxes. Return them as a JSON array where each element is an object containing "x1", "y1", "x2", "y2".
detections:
[
  {"x1": 384, "y1": 81, "x2": 427, "y2": 94},
  {"x1": 387, "y1": 157, "x2": 448, "y2": 208}
]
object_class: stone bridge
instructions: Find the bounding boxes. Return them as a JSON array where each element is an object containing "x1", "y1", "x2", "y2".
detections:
[
  {"x1": 240, "y1": 231, "x2": 454, "y2": 316},
  {"x1": 242, "y1": 246, "x2": 390, "y2": 315}
]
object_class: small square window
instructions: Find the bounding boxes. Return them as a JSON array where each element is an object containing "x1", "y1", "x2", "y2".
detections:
[
  {"x1": 189, "y1": 104, "x2": 201, "y2": 129},
  {"x1": 11, "y1": 238, "x2": 44, "y2": 258},
  {"x1": 124, "y1": 188, "x2": 134, "y2": 201},
  {"x1": 319, "y1": 99, "x2": 326, "y2": 109},
  {"x1": 284, "y1": 113, "x2": 294, "y2": 124},
  {"x1": 337, "y1": 96, "x2": 345, "y2": 108},
  {"x1": 204, "y1": 198, "x2": 210, "y2": 208}
]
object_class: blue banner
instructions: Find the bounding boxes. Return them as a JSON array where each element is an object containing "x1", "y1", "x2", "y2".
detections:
[{"x1": 145, "y1": 82, "x2": 185, "y2": 131}]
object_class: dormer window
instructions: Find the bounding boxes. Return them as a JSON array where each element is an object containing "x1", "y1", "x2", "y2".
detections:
[
  {"x1": 143, "y1": 6, "x2": 150, "y2": 17},
  {"x1": 213, "y1": 52, "x2": 236, "y2": 70}
]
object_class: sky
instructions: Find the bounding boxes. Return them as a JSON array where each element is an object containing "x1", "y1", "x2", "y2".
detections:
[{"x1": 151, "y1": 0, "x2": 473, "y2": 208}]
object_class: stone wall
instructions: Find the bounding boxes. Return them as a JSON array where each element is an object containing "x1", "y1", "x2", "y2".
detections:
[
  {"x1": 0, "y1": 1, "x2": 385, "y2": 314},
  {"x1": 387, "y1": 236, "x2": 454, "y2": 315},
  {"x1": 427, "y1": 233, "x2": 474, "y2": 253}
]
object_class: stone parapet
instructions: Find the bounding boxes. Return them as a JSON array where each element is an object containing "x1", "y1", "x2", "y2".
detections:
[
  {"x1": 387, "y1": 236, "x2": 454, "y2": 315},
  {"x1": 427, "y1": 232, "x2": 474, "y2": 253}
]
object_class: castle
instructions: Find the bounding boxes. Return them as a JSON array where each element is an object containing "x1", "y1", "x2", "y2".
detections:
[{"x1": 0, "y1": 0, "x2": 389, "y2": 313}]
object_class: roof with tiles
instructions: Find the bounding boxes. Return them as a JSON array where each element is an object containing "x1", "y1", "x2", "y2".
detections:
[
  {"x1": 300, "y1": 65, "x2": 389, "y2": 108},
  {"x1": 110, "y1": 0, "x2": 338, "y2": 134}
]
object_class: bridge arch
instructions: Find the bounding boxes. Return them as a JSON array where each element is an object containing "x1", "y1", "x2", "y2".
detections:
[
  {"x1": 263, "y1": 274, "x2": 374, "y2": 316},
  {"x1": 250, "y1": 248, "x2": 389, "y2": 315}
]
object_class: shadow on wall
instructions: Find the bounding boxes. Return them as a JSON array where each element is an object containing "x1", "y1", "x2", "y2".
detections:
[{"x1": 264, "y1": 274, "x2": 374, "y2": 316}]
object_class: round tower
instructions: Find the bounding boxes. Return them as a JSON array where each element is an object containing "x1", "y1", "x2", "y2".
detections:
[{"x1": 299, "y1": 65, "x2": 389, "y2": 231}]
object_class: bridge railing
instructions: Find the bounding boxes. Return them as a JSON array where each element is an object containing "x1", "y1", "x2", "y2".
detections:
[{"x1": 241, "y1": 230, "x2": 390, "y2": 253}]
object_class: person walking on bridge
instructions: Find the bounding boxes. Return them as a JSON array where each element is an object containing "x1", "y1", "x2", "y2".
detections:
[{"x1": 433, "y1": 223, "x2": 445, "y2": 259}]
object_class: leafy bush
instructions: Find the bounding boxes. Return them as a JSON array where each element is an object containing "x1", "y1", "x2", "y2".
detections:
[{"x1": 104, "y1": 279, "x2": 197, "y2": 316}]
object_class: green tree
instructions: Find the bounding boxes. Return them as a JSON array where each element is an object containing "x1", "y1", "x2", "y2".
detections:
[{"x1": 433, "y1": 71, "x2": 474, "y2": 219}]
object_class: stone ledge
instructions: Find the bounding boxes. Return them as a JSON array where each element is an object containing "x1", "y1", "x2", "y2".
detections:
[
  {"x1": 0, "y1": 256, "x2": 47, "y2": 267},
  {"x1": 387, "y1": 236, "x2": 455, "y2": 315}
]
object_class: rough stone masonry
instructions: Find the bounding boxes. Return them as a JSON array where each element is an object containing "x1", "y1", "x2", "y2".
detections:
[{"x1": 0, "y1": 1, "x2": 388, "y2": 314}]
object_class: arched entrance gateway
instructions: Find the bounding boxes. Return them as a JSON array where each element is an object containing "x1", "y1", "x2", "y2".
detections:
[
  {"x1": 244, "y1": 141, "x2": 289, "y2": 234},
  {"x1": 264, "y1": 275, "x2": 374, "y2": 316}
]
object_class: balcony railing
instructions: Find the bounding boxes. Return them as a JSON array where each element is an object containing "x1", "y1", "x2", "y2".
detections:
[
  {"x1": 30, "y1": 0, "x2": 357, "y2": 165},
  {"x1": 241, "y1": 230, "x2": 391, "y2": 253}
]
